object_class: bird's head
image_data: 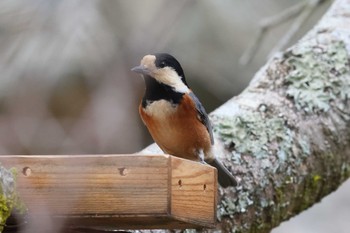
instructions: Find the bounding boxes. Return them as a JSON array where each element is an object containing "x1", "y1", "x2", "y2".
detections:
[{"x1": 131, "y1": 53, "x2": 189, "y2": 93}]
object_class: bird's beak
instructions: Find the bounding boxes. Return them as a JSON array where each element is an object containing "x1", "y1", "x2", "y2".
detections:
[{"x1": 131, "y1": 65, "x2": 150, "y2": 75}]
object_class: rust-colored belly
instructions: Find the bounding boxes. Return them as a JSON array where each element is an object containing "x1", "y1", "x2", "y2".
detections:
[{"x1": 139, "y1": 96, "x2": 211, "y2": 161}]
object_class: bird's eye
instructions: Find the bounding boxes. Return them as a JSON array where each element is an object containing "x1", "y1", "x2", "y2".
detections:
[{"x1": 160, "y1": 61, "x2": 166, "y2": 68}]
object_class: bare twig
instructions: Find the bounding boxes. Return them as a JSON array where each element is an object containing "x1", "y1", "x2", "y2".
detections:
[
  {"x1": 267, "y1": 0, "x2": 322, "y2": 58},
  {"x1": 240, "y1": 0, "x2": 325, "y2": 65}
]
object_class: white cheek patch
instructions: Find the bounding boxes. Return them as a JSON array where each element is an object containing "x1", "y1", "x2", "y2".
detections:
[{"x1": 153, "y1": 67, "x2": 189, "y2": 93}]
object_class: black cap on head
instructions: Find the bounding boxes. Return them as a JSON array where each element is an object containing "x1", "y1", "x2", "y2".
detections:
[{"x1": 153, "y1": 53, "x2": 188, "y2": 86}]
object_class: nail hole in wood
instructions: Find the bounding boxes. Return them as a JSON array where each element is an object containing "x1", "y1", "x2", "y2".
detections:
[
  {"x1": 118, "y1": 167, "x2": 127, "y2": 176},
  {"x1": 178, "y1": 179, "x2": 182, "y2": 188},
  {"x1": 22, "y1": 167, "x2": 31, "y2": 177},
  {"x1": 203, "y1": 184, "x2": 207, "y2": 191}
]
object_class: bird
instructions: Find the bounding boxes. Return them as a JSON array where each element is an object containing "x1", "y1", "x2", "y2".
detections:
[{"x1": 131, "y1": 53, "x2": 236, "y2": 187}]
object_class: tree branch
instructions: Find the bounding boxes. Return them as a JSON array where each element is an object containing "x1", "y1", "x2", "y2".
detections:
[{"x1": 140, "y1": 0, "x2": 350, "y2": 232}]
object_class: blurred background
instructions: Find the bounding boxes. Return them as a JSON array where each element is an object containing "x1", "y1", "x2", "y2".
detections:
[{"x1": 0, "y1": 0, "x2": 349, "y2": 232}]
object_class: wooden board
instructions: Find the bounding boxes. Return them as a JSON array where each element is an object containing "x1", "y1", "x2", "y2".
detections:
[{"x1": 0, "y1": 154, "x2": 217, "y2": 231}]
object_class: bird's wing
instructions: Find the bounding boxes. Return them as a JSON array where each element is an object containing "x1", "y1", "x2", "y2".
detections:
[{"x1": 188, "y1": 92, "x2": 214, "y2": 144}]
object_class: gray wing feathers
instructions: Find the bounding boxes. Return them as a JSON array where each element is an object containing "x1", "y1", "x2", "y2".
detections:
[{"x1": 188, "y1": 92, "x2": 214, "y2": 144}]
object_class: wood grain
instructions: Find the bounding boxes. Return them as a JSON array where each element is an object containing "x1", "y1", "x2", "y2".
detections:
[
  {"x1": 0, "y1": 154, "x2": 217, "y2": 230},
  {"x1": 170, "y1": 156, "x2": 217, "y2": 226}
]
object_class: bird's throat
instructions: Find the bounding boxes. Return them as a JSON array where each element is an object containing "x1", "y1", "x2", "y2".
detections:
[{"x1": 142, "y1": 76, "x2": 184, "y2": 108}]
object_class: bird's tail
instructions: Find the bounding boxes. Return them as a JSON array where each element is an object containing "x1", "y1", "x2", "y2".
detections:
[{"x1": 207, "y1": 158, "x2": 237, "y2": 188}]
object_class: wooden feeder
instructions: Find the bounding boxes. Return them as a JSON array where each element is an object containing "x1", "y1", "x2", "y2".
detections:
[{"x1": 1, "y1": 154, "x2": 217, "y2": 230}]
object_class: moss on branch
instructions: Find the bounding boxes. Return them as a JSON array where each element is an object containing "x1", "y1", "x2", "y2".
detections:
[{"x1": 0, "y1": 165, "x2": 25, "y2": 232}]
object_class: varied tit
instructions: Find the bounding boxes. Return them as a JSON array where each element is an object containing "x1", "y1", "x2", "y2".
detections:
[{"x1": 131, "y1": 53, "x2": 236, "y2": 187}]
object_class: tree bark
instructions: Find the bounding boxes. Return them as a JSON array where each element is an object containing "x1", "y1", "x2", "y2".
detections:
[{"x1": 140, "y1": 0, "x2": 350, "y2": 232}]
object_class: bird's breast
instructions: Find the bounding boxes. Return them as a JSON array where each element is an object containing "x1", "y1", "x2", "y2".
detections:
[
  {"x1": 139, "y1": 95, "x2": 211, "y2": 161},
  {"x1": 142, "y1": 99, "x2": 178, "y2": 118}
]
